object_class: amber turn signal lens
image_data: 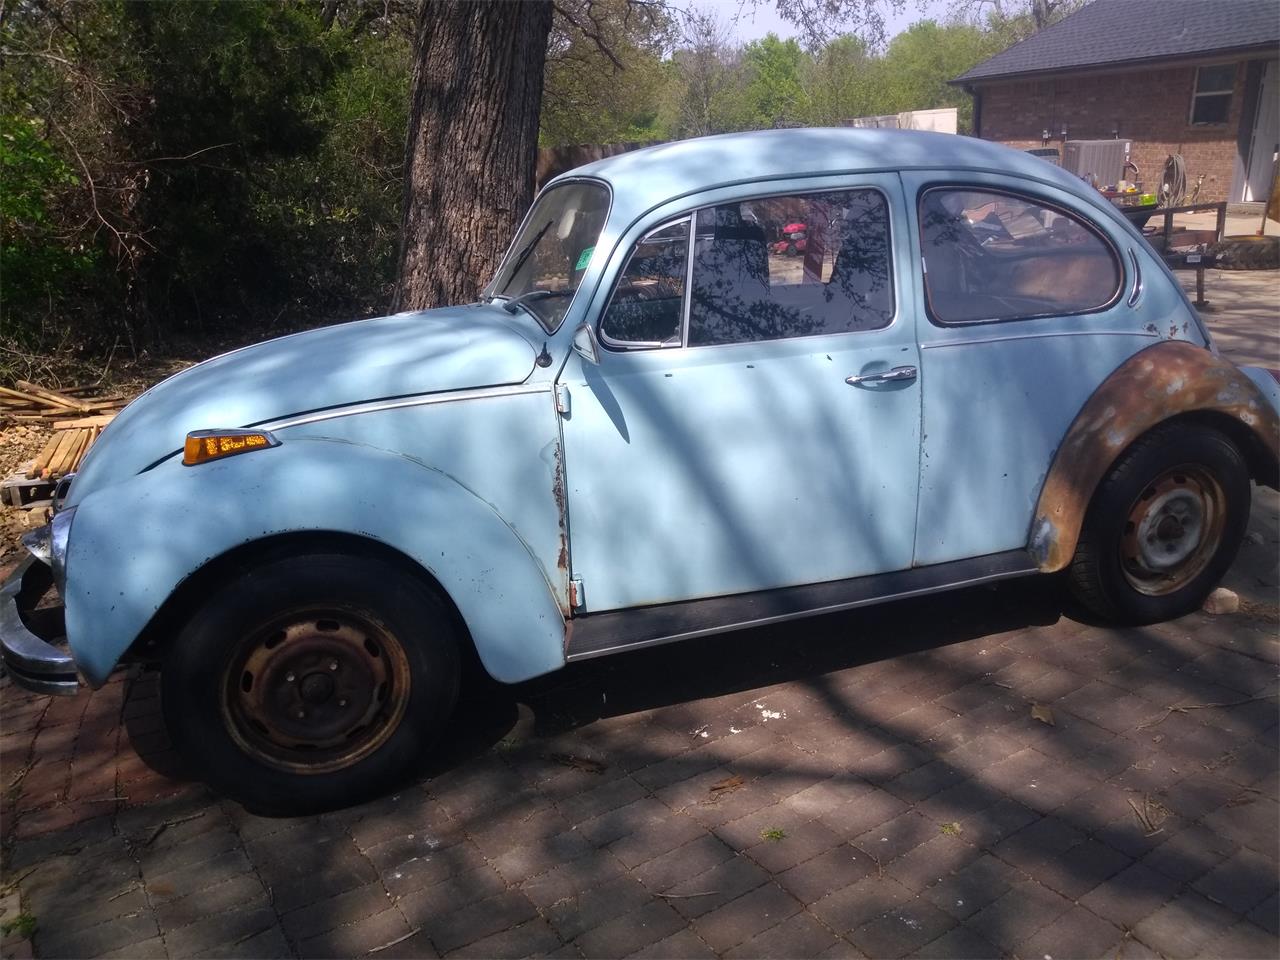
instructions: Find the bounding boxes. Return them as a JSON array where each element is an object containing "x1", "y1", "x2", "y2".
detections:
[{"x1": 183, "y1": 429, "x2": 279, "y2": 466}]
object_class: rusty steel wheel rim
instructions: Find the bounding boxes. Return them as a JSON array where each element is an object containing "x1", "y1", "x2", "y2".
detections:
[
  {"x1": 1120, "y1": 465, "x2": 1225, "y2": 597},
  {"x1": 220, "y1": 610, "x2": 411, "y2": 774}
]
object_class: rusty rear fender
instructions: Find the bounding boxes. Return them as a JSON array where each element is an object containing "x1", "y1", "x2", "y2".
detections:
[{"x1": 1029, "y1": 341, "x2": 1280, "y2": 572}]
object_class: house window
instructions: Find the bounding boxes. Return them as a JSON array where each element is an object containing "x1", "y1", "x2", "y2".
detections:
[{"x1": 1190, "y1": 64, "x2": 1235, "y2": 125}]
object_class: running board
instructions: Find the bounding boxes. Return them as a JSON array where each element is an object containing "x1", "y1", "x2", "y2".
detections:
[{"x1": 565, "y1": 551, "x2": 1038, "y2": 662}]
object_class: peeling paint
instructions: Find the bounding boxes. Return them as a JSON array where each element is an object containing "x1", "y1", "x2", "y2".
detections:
[{"x1": 1030, "y1": 341, "x2": 1280, "y2": 572}]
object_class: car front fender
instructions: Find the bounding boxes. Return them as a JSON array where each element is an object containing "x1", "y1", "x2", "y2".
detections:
[
  {"x1": 1029, "y1": 340, "x2": 1280, "y2": 572},
  {"x1": 63, "y1": 436, "x2": 567, "y2": 687}
]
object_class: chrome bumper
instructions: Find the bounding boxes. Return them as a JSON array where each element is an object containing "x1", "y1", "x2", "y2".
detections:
[{"x1": 1, "y1": 558, "x2": 79, "y2": 696}]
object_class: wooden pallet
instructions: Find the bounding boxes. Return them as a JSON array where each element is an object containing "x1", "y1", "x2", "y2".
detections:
[{"x1": 1, "y1": 468, "x2": 55, "y2": 510}]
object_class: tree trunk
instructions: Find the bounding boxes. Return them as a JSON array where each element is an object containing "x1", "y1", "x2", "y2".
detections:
[{"x1": 394, "y1": 0, "x2": 554, "y2": 311}]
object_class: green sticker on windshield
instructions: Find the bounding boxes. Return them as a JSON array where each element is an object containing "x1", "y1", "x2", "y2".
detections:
[{"x1": 575, "y1": 246, "x2": 595, "y2": 271}]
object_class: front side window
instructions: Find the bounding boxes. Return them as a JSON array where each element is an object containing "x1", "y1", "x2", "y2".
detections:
[
  {"x1": 1190, "y1": 64, "x2": 1234, "y2": 125},
  {"x1": 919, "y1": 188, "x2": 1121, "y2": 325},
  {"x1": 599, "y1": 217, "x2": 689, "y2": 346},
  {"x1": 688, "y1": 190, "x2": 894, "y2": 347},
  {"x1": 489, "y1": 180, "x2": 610, "y2": 331}
]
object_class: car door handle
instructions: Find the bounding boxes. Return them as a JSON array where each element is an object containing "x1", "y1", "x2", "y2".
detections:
[{"x1": 845, "y1": 365, "x2": 917, "y2": 386}]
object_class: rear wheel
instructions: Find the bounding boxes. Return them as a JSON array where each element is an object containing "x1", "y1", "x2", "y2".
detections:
[
  {"x1": 1068, "y1": 424, "x2": 1250, "y2": 624},
  {"x1": 162, "y1": 553, "x2": 459, "y2": 813}
]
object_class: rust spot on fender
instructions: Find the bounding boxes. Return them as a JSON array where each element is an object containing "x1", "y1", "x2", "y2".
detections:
[
  {"x1": 1030, "y1": 341, "x2": 1280, "y2": 572},
  {"x1": 552, "y1": 441, "x2": 571, "y2": 616}
]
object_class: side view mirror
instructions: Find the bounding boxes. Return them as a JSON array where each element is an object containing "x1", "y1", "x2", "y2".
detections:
[{"x1": 571, "y1": 322, "x2": 601, "y2": 365}]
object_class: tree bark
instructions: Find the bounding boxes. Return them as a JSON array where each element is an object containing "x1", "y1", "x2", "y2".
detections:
[{"x1": 394, "y1": 0, "x2": 554, "y2": 311}]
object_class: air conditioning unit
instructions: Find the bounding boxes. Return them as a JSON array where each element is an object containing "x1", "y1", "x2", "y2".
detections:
[{"x1": 1061, "y1": 139, "x2": 1130, "y2": 187}]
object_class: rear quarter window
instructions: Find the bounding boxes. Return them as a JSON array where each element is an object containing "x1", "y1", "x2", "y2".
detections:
[{"x1": 919, "y1": 187, "x2": 1122, "y2": 325}]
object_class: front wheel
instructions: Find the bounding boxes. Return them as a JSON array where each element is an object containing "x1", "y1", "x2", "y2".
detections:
[
  {"x1": 162, "y1": 553, "x2": 459, "y2": 813},
  {"x1": 1068, "y1": 423, "x2": 1250, "y2": 624}
]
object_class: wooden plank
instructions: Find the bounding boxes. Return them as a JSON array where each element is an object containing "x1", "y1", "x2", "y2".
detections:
[
  {"x1": 62, "y1": 429, "x2": 91, "y2": 475},
  {"x1": 15, "y1": 381, "x2": 92, "y2": 412},
  {"x1": 41, "y1": 431, "x2": 78, "y2": 478},
  {"x1": 51, "y1": 430, "x2": 80, "y2": 476},
  {"x1": 52, "y1": 413, "x2": 116, "y2": 430},
  {"x1": 69, "y1": 428, "x2": 96, "y2": 472},
  {"x1": 0, "y1": 473, "x2": 56, "y2": 509},
  {"x1": 0, "y1": 385, "x2": 66, "y2": 408},
  {"x1": 29, "y1": 434, "x2": 63, "y2": 479}
]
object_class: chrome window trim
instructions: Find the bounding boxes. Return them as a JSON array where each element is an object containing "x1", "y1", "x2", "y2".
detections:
[
  {"x1": 920, "y1": 329, "x2": 1157, "y2": 350},
  {"x1": 482, "y1": 176, "x2": 614, "y2": 335},
  {"x1": 917, "y1": 184, "x2": 1126, "y2": 328},
  {"x1": 681, "y1": 213, "x2": 696, "y2": 348},
  {"x1": 1127, "y1": 247, "x2": 1143, "y2": 307},
  {"x1": 598, "y1": 214, "x2": 693, "y2": 352}
]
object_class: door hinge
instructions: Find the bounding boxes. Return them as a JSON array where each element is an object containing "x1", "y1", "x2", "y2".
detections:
[
  {"x1": 555, "y1": 384, "x2": 571, "y2": 416},
  {"x1": 569, "y1": 576, "x2": 585, "y2": 611}
]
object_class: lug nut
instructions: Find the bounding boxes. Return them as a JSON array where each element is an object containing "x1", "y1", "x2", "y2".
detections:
[
  {"x1": 286, "y1": 672, "x2": 296, "y2": 682},
  {"x1": 338, "y1": 699, "x2": 348, "y2": 707},
  {"x1": 295, "y1": 709, "x2": 305, "y2": 719},
  {"x1": 329, "y1": 660, "x2": 338, "y2": 671}
]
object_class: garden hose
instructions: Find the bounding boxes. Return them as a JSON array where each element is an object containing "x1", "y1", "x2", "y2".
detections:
[{"x1": 1159, "y1": 154, "x2": 1187, "y2": 208}]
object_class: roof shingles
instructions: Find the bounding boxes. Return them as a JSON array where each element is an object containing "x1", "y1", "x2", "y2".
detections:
[{"x1": 954, "y1": 0, "x2": 1280, "y2": 84}]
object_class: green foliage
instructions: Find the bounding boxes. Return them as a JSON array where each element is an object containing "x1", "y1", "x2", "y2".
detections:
[
  {"x1": 2, "y1": 0, "x2": 412, "y2": 349},
  {"x1": 739, "y1": 34, "x2": 808, "y2": 128},
  {"x1": 801, "y1": 35, "x2": 878, "y2": 126},
  {"x1": 1, "y1": 913, "x2": 37, "y2": 939},
  {"x1": 125, "y1": 1, "x2": 351, "y2": 330},
  {"x1": 1, "y1": 0, "x2": 1039, "y2": 356},
  {"x1": 0, "y1": 116, "x2": 98, "y2": 316},
  {"x1": 541, "y1": 0, "x2": 675, "y2": 146},
  {"x1": 874, "y1": 21, "x2": 1002, "y2": 130}
]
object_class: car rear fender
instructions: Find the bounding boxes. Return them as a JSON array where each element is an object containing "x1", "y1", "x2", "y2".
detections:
[
  {"x1": 63, "y1": 437, "x2": 567, "y2": 687},
  {"x1": 1029, "y1": 340, "x2": 1280, "y2": 572}
]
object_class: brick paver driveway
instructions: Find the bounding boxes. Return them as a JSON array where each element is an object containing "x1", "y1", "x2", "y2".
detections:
[{"x1": 1, "y1": 486, "x2": 1277, "y2": 959}]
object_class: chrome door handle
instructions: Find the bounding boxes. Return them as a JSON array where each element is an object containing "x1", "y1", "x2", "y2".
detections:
[{"x1": 846, "y1": 365, "x2": 917, "y2": 386}]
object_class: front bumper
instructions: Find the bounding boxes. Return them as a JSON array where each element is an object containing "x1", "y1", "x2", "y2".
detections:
[{"x1": 1, "y1": 558, "x2": 79, "y2": 696}]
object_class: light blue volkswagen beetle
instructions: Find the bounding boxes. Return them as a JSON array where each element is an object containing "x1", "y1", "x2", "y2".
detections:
[{"x1": 4, "y1": 129, "x2": 1278, "y2": 811}]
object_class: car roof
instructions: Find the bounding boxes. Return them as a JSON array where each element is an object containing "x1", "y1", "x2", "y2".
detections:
[{"x1": 552, "y1": 127, "x2": 1101, "y2": 223}]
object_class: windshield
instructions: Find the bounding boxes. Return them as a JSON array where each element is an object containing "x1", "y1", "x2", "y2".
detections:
[{"x1": 489, "y1": 180, "x2": 610, "y2": 331}]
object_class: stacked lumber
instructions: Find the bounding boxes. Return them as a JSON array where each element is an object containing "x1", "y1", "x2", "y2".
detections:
[
  {"x1": 28, "y1": 422, "x2": 108, "y2": 479},
  {"x1": 0, "y1": 382, "x2": 124, "y2": 481},
  {"x1": 0, "y1": 381, "x2": 126, "y2": 421}
]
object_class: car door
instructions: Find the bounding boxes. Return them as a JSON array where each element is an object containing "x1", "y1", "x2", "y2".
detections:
[
  {"x1": 902, "y1": 172, "x2": 1154, "y2": 567},
  {"x1": 558, "y1": 176, "x2": 923, "y2": 613}
]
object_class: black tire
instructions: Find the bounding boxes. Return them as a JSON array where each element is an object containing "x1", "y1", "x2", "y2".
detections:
[
  {"x1": 162, "y1": 553, "x2": 459, "y2": 813},
  {"x1": 1068, "y1": 423, "x2": 1250, "y2": 624}
]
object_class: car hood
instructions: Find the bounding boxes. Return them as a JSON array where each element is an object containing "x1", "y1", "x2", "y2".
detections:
[{"x1": 68, "y1": 304, "x2": 539, "y2": 502}]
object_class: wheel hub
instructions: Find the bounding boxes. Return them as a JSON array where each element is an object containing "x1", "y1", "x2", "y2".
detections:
[
  {"x1": 299, "y1": 671, "x2": 335, "y2": 704},
  {"x1": 1121, "y1": 467, "x2": 1224, "y2": 596},
  {"x1": 1133, "y1": 487, "x2": 1204, "y2": 571},
  {"x1": 221, "y1": 613, "x2": 411, "y2": 774}
]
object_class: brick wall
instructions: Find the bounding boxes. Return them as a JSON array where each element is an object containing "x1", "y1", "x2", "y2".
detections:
[{"x1": 975, "y1": 62, "x2": 1248, "y2": 202}]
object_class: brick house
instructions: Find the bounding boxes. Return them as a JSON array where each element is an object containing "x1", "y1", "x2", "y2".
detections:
[{"x1": 952, "y1": 0, "x2": 1279, "y2": 204}]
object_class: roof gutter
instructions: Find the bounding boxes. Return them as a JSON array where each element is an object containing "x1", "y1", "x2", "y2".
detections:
[{"x1": 950, "y1": 42, "x2": 1280, "y2": 87}]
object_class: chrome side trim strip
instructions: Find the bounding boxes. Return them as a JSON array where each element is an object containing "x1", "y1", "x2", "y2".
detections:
[
  {"x1": 921, "y1": 329, "x2": 1157, "y2": 350},
  {"x1": 1127, "y1": 248, "x2": 1143, "y2": 307},
  {"x1": 265, "y1": 382, "x2": 552, "y2": 430},
  {"x1": 566, "y1": 551, "x2": 1037, "y2": 662}
]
